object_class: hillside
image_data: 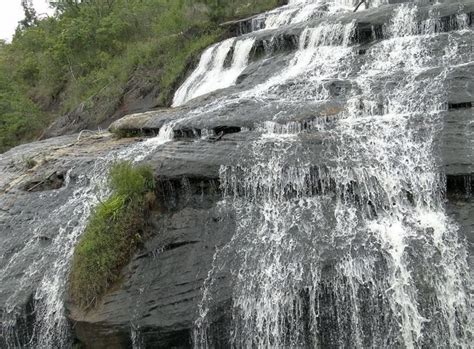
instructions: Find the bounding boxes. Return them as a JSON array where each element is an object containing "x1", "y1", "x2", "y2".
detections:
[{"x1": 0, "y1": 0, "x2": 283, "y2": 153}]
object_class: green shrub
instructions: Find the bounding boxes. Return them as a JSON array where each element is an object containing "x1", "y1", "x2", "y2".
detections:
[{"x1": 69, "y1": 161, "x2": 155, "y2": 309}]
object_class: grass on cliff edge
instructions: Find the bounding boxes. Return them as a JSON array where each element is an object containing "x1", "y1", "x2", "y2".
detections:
[{"x1": 69, "y1": 161, "x2": 155, "y2": 309}]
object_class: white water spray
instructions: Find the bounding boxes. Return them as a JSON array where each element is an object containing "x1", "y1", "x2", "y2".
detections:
[
  {"x1": 193, "y1": 3, "x2": 473, "y2": 348},
  {"x1": 173, "y1": 38, "x2": 255, "y2": 107}
]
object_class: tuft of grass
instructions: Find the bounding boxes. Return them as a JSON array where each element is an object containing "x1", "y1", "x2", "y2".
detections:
[
  {"x1": 69, "y1": 161, "x2": 155, "y2": 309},
  {"x1": 23, "y1": 156, "x2": 37, "y2": 169}
]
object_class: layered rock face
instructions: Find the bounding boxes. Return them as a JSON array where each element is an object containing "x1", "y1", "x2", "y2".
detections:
[{"x1": 1, "y1": 0, "x2": 473, "y2": 348}]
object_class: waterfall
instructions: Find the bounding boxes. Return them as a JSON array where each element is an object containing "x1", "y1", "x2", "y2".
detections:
[
  {"x1": 251, "y1": 0, "x2": 390, "y2": 32},
  {"x1": 0, "y1": 127, "x2": 173, "y2": 348},
  {"x1": 172, "y1": 0, "x2": 395, "y2": 109},
  {"x1": 192, "y1": 3, "x2": 473, "y2": 348},
  {"x1": 173, "y1": 0, "x2": 370, "y2": 107},
  {"x1": 172, "y1": 38, "x2": 255, "y2": 107},
  {"x1": 1, "y1": 0, "x2": 472, "y2": 347}
]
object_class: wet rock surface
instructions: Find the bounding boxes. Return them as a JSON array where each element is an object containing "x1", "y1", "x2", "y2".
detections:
[
  {"x1": 0, "y1": 134, "x2": 135, "y2": 347},
  {"x1": 69, "y1": 178, "x2": 233, "y2": 348},
  {"x1": 0, "y1": 1, "x2": 473, "y2": 348}
]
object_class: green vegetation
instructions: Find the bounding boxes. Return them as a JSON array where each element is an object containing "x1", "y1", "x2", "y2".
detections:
[
  {"x1": 23, "y1": 155, "x2": 37, "y2": 169},
  {"x1": 0, "y1": 41, "x2": 49, "y2": 153},
  {"x1": 0, "y1": 0, "x2": 281, "y2": 152},
  {"x1": 69, "y1": 161, "x2": 156, "y2": 309}
]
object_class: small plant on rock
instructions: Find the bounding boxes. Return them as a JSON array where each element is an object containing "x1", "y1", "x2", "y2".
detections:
[
  {"x1": 69, "y1": 161, "x2": 155, "y2": 309},
  {"x1": 23, "y1": 156, "x2": 37, "y2": 169}
]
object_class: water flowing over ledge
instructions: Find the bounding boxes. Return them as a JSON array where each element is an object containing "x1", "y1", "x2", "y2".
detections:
[{"x1": 0, "y1": 0, "x2": 473, "y2": 348}]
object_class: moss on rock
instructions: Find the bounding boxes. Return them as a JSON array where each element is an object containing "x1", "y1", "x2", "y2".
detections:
[{"x1": 69, "y1": 161, "x2": 155, "y2": 309}]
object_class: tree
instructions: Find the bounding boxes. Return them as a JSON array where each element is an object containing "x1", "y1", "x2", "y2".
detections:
[{"x1": 19, "y1": 0, "x2": 39, "y2": 29}]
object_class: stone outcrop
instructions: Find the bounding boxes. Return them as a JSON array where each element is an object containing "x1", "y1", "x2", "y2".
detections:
[
  {"x1": 0, "y1": 1, "x2": 473, "y2": 348},
  {"x1": 68, "y1": 2, "x2": 474, "y2": 346}
]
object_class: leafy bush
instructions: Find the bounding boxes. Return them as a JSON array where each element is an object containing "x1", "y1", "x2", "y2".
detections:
[{"x1": 69, "y1": 161, "x2": 155, "y2": 309}]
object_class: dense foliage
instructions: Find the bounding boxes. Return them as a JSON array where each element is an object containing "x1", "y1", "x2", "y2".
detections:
[
  {"x1": 0, "y1": 0, "x2": 281, "y2": 152},
  {"x1": 69, "y1": 161, "x2": 155, "y2": 309},
  {"x1": 0, "y1": 42, "x2": 48, "y2": 153}
]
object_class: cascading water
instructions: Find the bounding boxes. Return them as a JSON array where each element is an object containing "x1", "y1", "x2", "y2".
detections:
[
  {"x1": 1, "y1": 0, "x2": 472, "y2": 347},
  {"x1": 172, "y1": 38, "x2": 256, "y2": 107},
  {"x1": 188, "y1": 2, "x2": 473, "y2": 348},
  {"x1": 250, "y1": 0, "x2": 388, "y2": 32},
  {"x1": 0, "y1": 127, "x2": 173, "y2": 348},
  {"x1": 173, "y1": 0, "x2": 386, "y2": 107}
]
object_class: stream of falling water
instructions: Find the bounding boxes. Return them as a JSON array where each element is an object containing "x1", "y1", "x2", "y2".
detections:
[
  {"x1": 173, "y1": 38, "x2": 256, "y2": 107},
  {"x1": 173, "y1": 0, "x2": 391, "y2": 107},
  {"x1": 0, "y1": 126, "x2": 173, "y2": 348},
  {"x1": 1, "y1": 0, "x2": 472, "y2": 347},
  {"x1": 192, "y1": 4, "x2": 473, "y2": 349}
]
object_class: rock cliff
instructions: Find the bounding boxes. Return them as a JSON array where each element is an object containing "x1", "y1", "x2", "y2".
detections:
[{"x1": 0, "y1": 0, "x2": 473, "y2": 348}]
